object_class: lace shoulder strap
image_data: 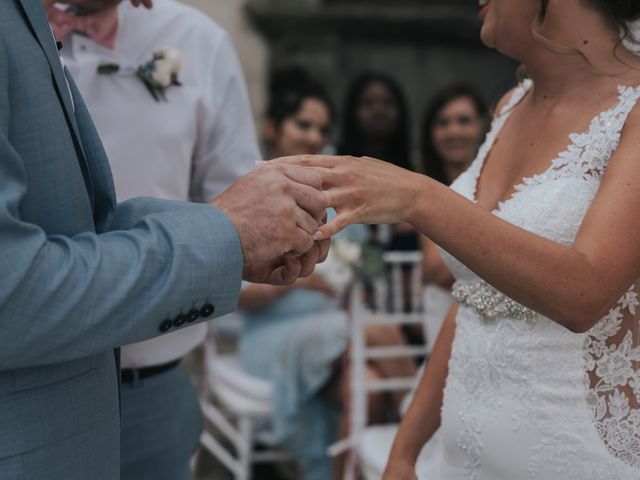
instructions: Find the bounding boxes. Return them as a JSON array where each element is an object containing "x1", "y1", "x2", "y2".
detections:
[
  {"x1": 465, "y1": 80, "x2": 533, "y2": 188},
  {"x1": 527, "y1": 84, "x2": 640, "y2": 187},
  {"x1": 497, "y1": 78, "x2": 533, "y2": 117},
  {"x1": 606, "y1": 84, "x2": 640, "y2": 135}
]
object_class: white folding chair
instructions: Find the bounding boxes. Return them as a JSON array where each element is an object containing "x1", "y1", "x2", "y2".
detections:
[
  {"x1": 329, "y1": 251, "x2": 428, "y2": 480},
  {"x1": 355, "y1": 253, "x2": 451, "y2": 480},
  {"x1": 199, "y1": 334, "x2": 293, "y2": 480}
]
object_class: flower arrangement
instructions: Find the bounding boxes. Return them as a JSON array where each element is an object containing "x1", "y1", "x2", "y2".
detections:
[
  {"x1": 315, "y1": 237, "x2": 362, "y2": 293},
  {"x1": 97, "y1": 47, "x2": 182, "y2": 102},
  {"x1": 315, "y1": 234, "x2": 385, "y2": 294}
]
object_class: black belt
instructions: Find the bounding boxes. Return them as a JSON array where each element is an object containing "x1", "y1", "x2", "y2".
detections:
[{"x1": 120, "y1": 359, "x2": 181, "y2": 384}]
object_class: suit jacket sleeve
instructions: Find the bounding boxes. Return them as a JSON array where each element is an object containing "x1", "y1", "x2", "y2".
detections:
[{"x1": 0, "y1": 40, "x2": 244, "y2": 370}]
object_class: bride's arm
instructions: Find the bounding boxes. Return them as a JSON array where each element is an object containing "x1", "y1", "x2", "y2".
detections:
[
  {"x1": 277, "y1": 107, "x2": 640, "y2": 333},
  {"x1": 420, "y1": 234, "x2": 454, "y2": 289},
  {"x1": 406, "y1": 125, "x2": 640, "y2": 333},
  {"x1": 383, "y1": 304, "x2": 458, "y2": 479}
]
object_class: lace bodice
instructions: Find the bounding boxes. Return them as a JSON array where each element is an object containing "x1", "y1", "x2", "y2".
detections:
[{"x1": 438, "y1": 80, "x2": 640, "y2": 479}]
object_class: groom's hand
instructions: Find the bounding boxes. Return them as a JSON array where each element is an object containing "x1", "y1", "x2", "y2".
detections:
[
  {"x1": 241, "y1": 244, "x2": 323, "y2": 285},
  {"x1": 242, "y1": 223, "x2": 330, "y2": 285},
  {"x1": 210, "y1": 162, "x2": 328, "y2": 284}
]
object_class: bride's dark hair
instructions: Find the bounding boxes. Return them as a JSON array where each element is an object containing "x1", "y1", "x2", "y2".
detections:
[
  {"x1": 533, "y1": 0, "x2": 640, "y2": 70},
  {"x1": 540, "y1": 0, "x2": 640, "y2": 41}
]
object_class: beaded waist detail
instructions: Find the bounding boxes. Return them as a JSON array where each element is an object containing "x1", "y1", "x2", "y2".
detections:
[{"x1": 452, "y1": 280, "x2": 539, "y2": 321}]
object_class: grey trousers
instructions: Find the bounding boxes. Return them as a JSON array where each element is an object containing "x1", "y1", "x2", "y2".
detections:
[{"x1": 120, "y1": 364, "x2": 203, "y2": 480}]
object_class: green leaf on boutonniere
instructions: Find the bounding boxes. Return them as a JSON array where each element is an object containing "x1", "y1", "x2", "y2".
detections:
[
  {"x1": 171, "y1": 73, "x2": 182, "y2": 87},
  {"x1": 137, "y1": 71, "x2": 161, "y2": 102},
  {"x1": 97, "y1": 63, "x2": 120, "y2": 75}
]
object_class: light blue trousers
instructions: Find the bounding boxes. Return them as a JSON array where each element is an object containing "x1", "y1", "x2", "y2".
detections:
[{"x1": 120, "y1": 364, "x2": 203, "y2": 480}]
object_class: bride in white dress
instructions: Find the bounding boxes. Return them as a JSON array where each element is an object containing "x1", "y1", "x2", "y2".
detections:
[{"x1": 278, "y1": 0, "x2": 640, "y2": 478}]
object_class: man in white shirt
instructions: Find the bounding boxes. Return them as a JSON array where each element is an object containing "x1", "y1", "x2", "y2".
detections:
[{"x1": 51, "y1": 1, "x2": 261, "y2": 478}]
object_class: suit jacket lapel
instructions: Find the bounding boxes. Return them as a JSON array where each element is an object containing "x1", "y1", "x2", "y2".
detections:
[{"x1": 17, "y1": 0, "x2": 95, "y2": 208}]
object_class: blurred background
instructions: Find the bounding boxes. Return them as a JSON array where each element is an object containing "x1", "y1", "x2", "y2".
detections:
[
  {"x1": 174, "y1": 2, "x2": 520, "y2": 480},
  {"x1": 182, "y1": 0, "x2": 517, "y2": 164},
  {"x1": 61, "y1": 1, "x2": 521, "y2": 478}
]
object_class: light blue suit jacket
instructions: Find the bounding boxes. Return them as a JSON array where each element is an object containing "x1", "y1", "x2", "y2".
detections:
[{"x1": 0, "y1": 1, "x2": 244, "y2": 478}]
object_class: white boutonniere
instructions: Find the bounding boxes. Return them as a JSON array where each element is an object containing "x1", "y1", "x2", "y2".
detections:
[{"x1": 97, "y1": 47, "x2": 182, "y2": 102}]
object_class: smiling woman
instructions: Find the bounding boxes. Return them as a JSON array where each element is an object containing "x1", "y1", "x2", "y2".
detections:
[
  {"x1": 280, "y1": 0, "x2": 640, "y2": 478},
  {"x1": 263, "y1": 67, "x2": 335, "y2": 158},
  {"x1": 421, "y1": 84, "x2": 487, "y2": 186}
]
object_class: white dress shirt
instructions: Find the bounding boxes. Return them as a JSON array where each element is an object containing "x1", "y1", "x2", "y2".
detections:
[{"x1": 62, "y1": 0, "x2": 260, "y2": 368}]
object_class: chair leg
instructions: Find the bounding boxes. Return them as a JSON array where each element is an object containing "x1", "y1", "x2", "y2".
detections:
[{"x1": 237, "y1": 416, "x2": 253, "y2": 480}]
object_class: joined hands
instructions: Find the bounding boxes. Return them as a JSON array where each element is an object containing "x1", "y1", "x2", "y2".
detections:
[
  {"x1": 212, "y1": 154, "x2": 421, "y2": 285},
  {"x1": 275, "y1": 154, "x2": 421, "y2": 239},
  {"x1": 210, "y1": 161, "x2": 330, "y2": 285}
]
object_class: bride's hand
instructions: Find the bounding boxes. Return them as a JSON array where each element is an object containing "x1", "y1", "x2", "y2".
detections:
[
  {"x1": 383, "y1": 461, "x2": 418, "y2": 480},
  {"x1": 274, "y1": 155, "x2": 423, "y2": 239}
]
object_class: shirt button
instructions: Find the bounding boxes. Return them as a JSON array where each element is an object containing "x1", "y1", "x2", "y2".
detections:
[
  {"x1": 173, "y1": 314, "x2": 188, "y2": 328},
  {"x1": 187, "y1": 309, "x2": 200, "y2": 323},
  {"x1": 159, "y1": 319, "x2": 173, "y2": 333},
  {"x1": 200, "y1": 304, "x2": 215, "y2": 318},
  {"x1": 80, "y1": 44, "x2": 86, "y2": 51}
]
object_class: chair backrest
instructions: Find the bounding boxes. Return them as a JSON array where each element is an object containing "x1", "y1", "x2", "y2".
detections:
[
  {"x1": 378, "y1": 251, "x2": 425, "y2": 314},
  {"x1": 329, "y1": 251, "x2": 427, "y2": 479}
]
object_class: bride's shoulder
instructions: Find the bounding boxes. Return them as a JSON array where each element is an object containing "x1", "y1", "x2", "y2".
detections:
[
  {"x1": 616, "y1": 76, "x2": 640, "y2": 129},
  {"x1": 620, "y1": 92, "x2": 640, "y2": 135},
  {"x1": 607, "y1": 83, "x2": 640, "y2": 170}
]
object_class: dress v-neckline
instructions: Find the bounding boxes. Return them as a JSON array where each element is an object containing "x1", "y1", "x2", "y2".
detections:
[{"x1": 470, "y1": 80, "x2": 640, "y2": 215}]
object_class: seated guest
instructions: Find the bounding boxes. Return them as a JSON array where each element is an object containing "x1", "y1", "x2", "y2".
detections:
[
  {"x1": 419, "y1": 84, "x2": 488, "y2": 350},
  {"x1": 238, "y1": 68, "x2": 415, "y2": 480},
  {"x1": 338, "y1": 72, "x2": 418, "y2": 253},
  {"x1": 51, "y1": 1, "x2": 260, "y2": 478}
]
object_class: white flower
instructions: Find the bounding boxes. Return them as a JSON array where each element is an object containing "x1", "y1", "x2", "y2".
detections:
[
  {"x1": 586, "y1": 338, "x2": 608, "y2": 359},
  {"x1": 151, "y1": 58, "x2": 173, "y2": 88},
  {"x1": 333, "y1": 238, "x2": 361, "y2": 265},
  {"x1": 315, "y1": 247, "x2": 353, "y2": 292},
  {"x1": 595, "y1": 350, "x2": 635, "y2": 387},
  {"x1": 159, "y1": 47, "x2": 182, "y2": 75},
  {"x1": 624, "y1": 20, "x2": 640, "y2": 55},
  {"x1": 608, "y1": 389, "x2": 631, "y2": 420},
  {"x1": 596, "y1": 417, "x2": 637, "y2": 455}
]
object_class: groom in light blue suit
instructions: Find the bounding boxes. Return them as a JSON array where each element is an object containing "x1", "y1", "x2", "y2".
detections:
[{"x1": 0, "y1": 1, "x2": 328, "y2": 478}]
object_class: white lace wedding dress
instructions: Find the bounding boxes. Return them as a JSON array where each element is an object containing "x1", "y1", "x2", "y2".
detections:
[{"x1": 434, "y1": 80, "x2": 640, "y2": 480}]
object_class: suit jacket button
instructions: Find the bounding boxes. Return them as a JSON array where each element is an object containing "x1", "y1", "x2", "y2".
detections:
[
  {"x1": 200, "y1": 304, "x2": 215, "y2": 318},
  {"x1": 187, "y1": 309, "x2": 200, "y2": 323},
  {"x1": 159, "y1": 319, "x2": 173, "y2": 333},
  {"x1": 173, "y1": 314, "x2": 188, "y2": 328}
]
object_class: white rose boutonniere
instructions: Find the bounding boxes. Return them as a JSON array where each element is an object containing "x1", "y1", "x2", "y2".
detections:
[{"x1": 97, "y1": 47, "x2": 182, "y2": 102}]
